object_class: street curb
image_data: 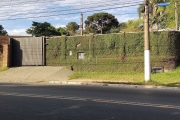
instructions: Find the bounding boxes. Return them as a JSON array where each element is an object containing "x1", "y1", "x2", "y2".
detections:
[{"x1": 49, "y1": 81, "x2": 180, "y2": 90}]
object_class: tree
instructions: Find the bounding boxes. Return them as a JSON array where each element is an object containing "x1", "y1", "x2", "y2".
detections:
[
  {"x1": 163, "y1": 0, "x2": 180, "y2": 29},
  {"x1": 66, "y1": 22, "x2": 79, "y2": 33},
  {"x1": 119, "y1": 22, "x2": 128, "y2": 31},
  {"x1": 120, "y1": 19, "x2": 143, "y2": 32},
  {"x1": 26, "y1": 21, "x2": 60, "y2": 37},
  {"x1": 138, "y1": 0, "x2": 169, "y2": 31},
  {"x1": 56, "y1": 27, "x2": 69, "y2": 36},
  {"x1": 109, "y1": 28, "x2": 120, "y2": 33},
  {"x1": 0, "y1": 25, "x2": 8, "y2": 36},
  {"x1": 85, "y1": 12, "x2": 119, "y2": 34}
]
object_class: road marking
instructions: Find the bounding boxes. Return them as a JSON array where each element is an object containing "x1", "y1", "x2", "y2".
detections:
[{"x1": 0, "y1": 92, "x2": 180, "y2": 110}]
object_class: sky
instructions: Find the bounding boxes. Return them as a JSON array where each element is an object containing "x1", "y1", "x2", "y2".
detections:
[{"x1": 0, "y1": 0, "x2": 144, "y2": 36}]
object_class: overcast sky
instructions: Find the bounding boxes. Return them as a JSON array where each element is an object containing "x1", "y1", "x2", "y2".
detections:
[{"x1": 0, "y1": 0, "x2": 144, "y2": 36}]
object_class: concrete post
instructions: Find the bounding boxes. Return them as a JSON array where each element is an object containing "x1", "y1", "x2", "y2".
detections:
[
  {"x1": 144, "y1": 0, "x2": 151, "y2": 82},
  {"x1": 175, "y1": 1, "x2": 179, "y2": 31}
]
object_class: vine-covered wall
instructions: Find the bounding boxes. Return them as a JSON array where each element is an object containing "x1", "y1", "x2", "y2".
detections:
[{"x1": 46, "y1": 31, "x2": 180, "y2": 72}]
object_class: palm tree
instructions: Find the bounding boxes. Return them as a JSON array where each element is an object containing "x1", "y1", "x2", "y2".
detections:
[{"x1": 138, "y1": 0, "x2": 169, "y2": 31}]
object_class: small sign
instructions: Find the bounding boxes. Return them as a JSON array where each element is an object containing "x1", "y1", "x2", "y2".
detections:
[
  {"x1": 78, "y1": 52, "x2": 85, "y2": 59},
  {"x1": 157, "y1": 2, "x2": 170, "y2": 7},
  {"x1": 69, "y1": 51, "x2": 72, "y2": 56}
]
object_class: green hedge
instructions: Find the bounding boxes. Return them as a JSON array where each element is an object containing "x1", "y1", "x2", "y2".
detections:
[{"x1": 46, "y1": 31, "x2": 180, "y2": 72}]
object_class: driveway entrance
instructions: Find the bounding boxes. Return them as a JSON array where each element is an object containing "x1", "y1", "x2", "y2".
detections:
[{"x1": 0, "y1": 66, "x2": 74, "y2": 83}]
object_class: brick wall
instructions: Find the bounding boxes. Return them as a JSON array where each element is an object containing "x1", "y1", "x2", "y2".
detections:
[
  {"x1": 0, "y1": 36, "x2": 10, "y2": 68},
  {"x1": 0, "y1": 36, "x2": 32, "y2": 68},
  {"x1": 0, "y1": 36, "x2": 9, "y2": 45},
  {"x1": 2, "y1": 44, "x2": 10, "y2": 67},
  {"x1": 0, "y1": 45, "x2": 2, "y2": 67},
  {"x1": 0, "y1": 44, "x2": 10, "y2": 68}
]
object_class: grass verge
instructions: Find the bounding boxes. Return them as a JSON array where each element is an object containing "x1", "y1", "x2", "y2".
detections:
[
  {"x1": 69, "y1": 67, "x2": 180, "y2": 87},
  {"x1": 0, "y1": 67, "x2": 9, "y2": 72}
]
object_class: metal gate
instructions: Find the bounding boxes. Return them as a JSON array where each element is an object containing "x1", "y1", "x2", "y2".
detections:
[{"x1": 11, "y1": 37, "x2": 45, "y2": 66}]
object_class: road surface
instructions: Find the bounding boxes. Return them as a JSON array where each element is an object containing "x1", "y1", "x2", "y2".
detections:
[{"x1": 0, "y1": 83, "x2": 180, "y2": 120}]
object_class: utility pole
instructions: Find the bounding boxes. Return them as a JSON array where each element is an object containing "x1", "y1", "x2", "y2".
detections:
[
  {"x1": 144, "y1": 0, "x2": 151, "y2": 82},
  {"x1": 80, "y1": 13, "x2": 83, "y2": 36},
  {"x1": 175, "y1": 1, "x2": 179, "y2": 31}
]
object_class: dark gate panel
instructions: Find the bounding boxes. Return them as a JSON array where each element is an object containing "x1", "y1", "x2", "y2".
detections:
[{"x1": 11, "y1": 37, "x2": 45, "y2": 66}]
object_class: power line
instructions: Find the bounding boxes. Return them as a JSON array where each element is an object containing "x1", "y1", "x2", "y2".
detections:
[
  {"x1": 0, "y1": 4, "x2": 140, "y2": 21},
  {"x1": 0, "y1": 1, "x2": 140, "y2": 12},
  {"x1": 0, "y1": 1, "x2": 142, "y2": 17},
  {"x1": 0, "y1": 0, "x2": 64, "y2": 7},
  {"x1": 0, "y1": 0, "x2": 138, "y2": 8},
  {"x1": 0, "y1": 0, "x2": 142, "y2": 4},
  {"x1": 115, "y1": 13, "x2": 138, "y2": 15},
  {"x1": 0, "y1": 0, "x2": 141, "y2": 10}
]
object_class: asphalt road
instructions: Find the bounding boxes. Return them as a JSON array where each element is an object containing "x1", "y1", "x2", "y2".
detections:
[{"x1": 0, "y1": 83, "x2": 180, "y2": 120}]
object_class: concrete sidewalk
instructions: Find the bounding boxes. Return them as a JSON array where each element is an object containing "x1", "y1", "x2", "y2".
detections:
[
  {"x1": 0, "y1": 67, "x2": 180, "y2": 90},
  {"x1": 0, "y1": 66, "x2": 74, "y2": 83}
]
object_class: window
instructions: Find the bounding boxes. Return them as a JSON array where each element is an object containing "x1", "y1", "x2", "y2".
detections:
[
  {"x1": 69, "y1": 51, "x2": 72, "y2": 56},
  {"x1": 77, "y1": 52, "x2": 85, "y2": 59}
]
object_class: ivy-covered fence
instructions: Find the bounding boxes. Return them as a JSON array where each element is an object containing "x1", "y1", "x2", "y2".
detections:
[{"x1": 46, "y1": 31, "x2": 180, "y2": 72}]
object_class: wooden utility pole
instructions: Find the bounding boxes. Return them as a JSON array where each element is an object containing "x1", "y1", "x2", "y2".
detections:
[
  {"x1": 80, "y1": 13, "x2": 83, "y2": 36},
  {"x1": 144, "y1": 0, "x2": 150, "y2": 82},
  {"x1": 175, "y1": 1, "x2": 179, "y2": 31}
]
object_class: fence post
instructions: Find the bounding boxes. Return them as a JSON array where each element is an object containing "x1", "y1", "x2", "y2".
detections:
[{"x1": 62, "y1": 35, "x2": 67, "y2": 59}]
